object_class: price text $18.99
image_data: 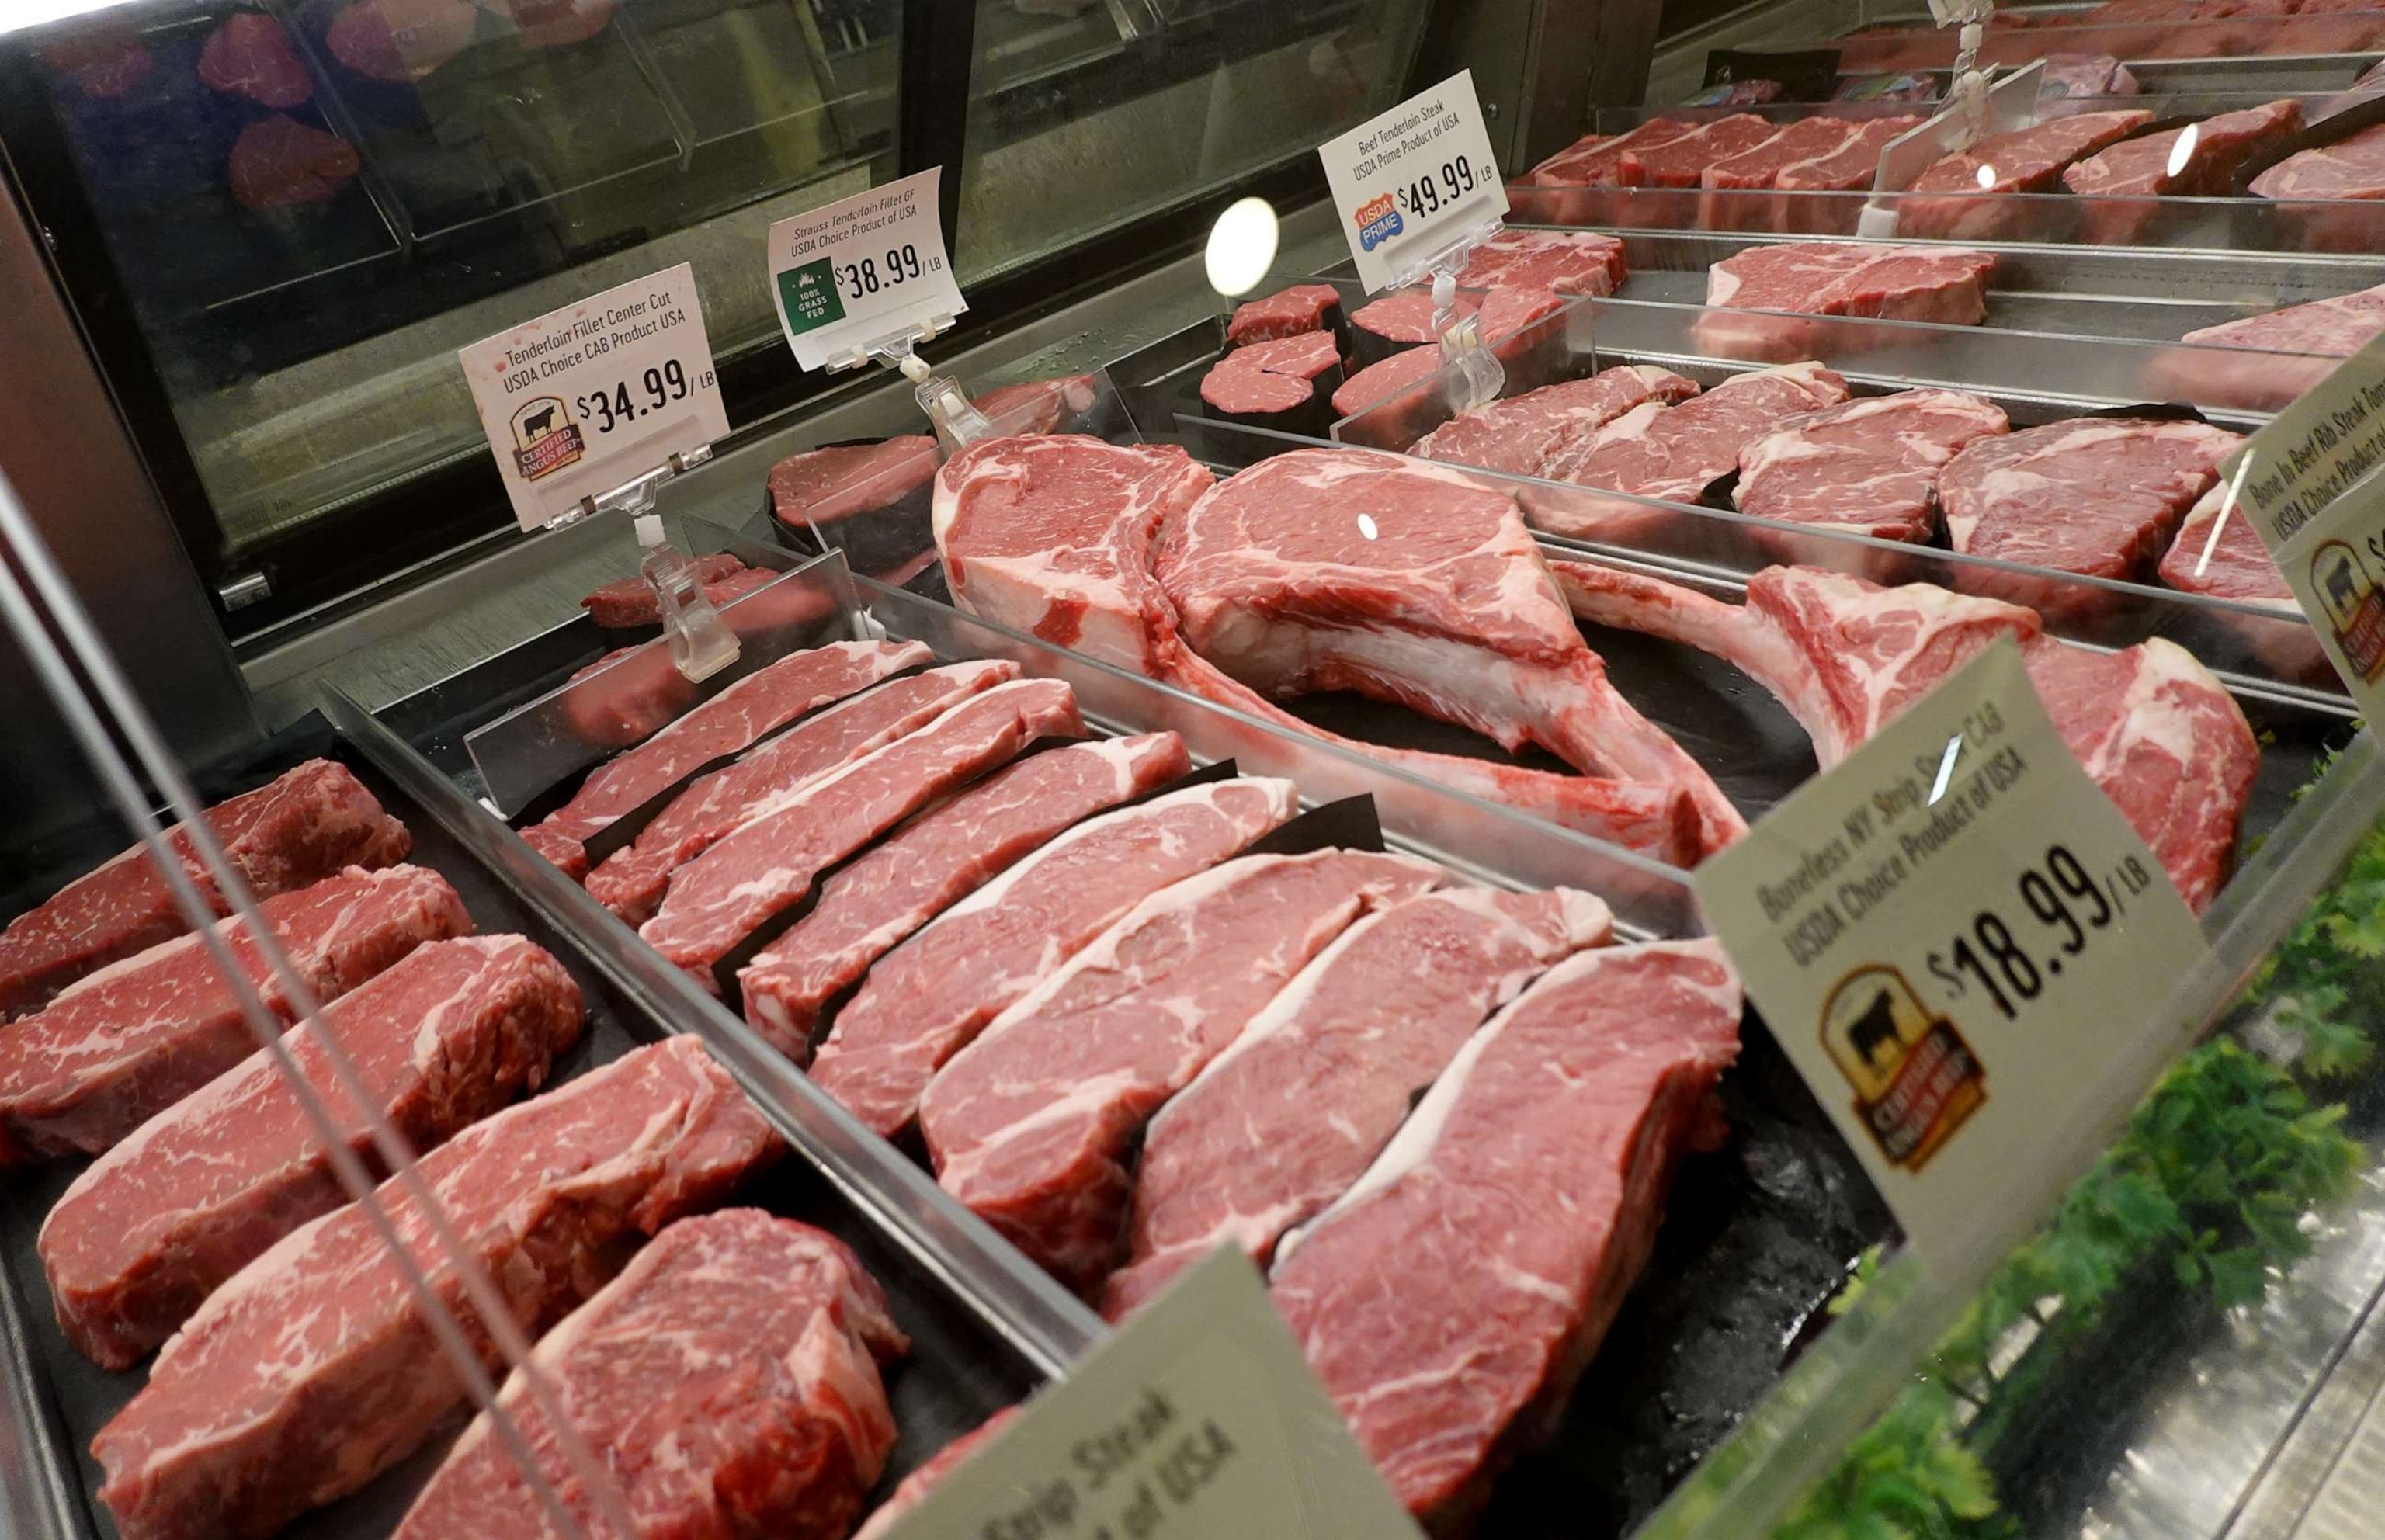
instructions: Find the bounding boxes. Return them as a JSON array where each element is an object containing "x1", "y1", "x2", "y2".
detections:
[
  {"x1": 575, "y1": 361, "x2": 712, "y2": 435},
  {"x1": 1925, "y1": 844, "x2": 2161, "y2": 1020}
]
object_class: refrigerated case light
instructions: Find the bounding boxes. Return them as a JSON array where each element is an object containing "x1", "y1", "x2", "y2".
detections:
[{"x1": 1203, "y1": 195, "x2": 1280, "y2": 297}]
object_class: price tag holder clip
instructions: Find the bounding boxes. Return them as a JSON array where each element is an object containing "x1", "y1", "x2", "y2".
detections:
[
  {"x1": 868, "y1": 335, "x2": 994, "y2": 453},
  {"x1": 1429, "y1": 262, "x2": 1505, "y2": 414}
]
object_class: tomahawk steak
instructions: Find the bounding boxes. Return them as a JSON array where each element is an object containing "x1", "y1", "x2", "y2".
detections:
[
  {"x1": 1102, "y1": 884, "x2": 1612, "y2": 1321},
  {"x1": 1734, "y1": 387, "x2": 2009, "y2": 541},
  {"x1": 922, "y1": 849, "x2": 1445, "y2": 1292},
  {"x1": 1270, "y1": 939, "x2": 1742, "y2": 1522}
]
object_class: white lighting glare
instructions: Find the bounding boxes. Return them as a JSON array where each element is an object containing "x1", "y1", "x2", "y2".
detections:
[
  {"x1": 1356, "y1": 513, "x2": 1380, "y2": 540},
  {"x1": 1205, "y1": 197, "x2": 1280, "y2": 299},
  {"x1": 1974, "y1": 163, "x2": 1998, "y2": 189},
  {"x1": 2165, "y1": 123, "x2": 2199, "y2": 181}
]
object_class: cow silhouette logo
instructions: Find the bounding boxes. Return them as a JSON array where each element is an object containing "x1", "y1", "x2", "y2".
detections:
[
  {"x1": 1820, "y1": 964, "x2": 1984, "y2": 1172},
  {"x1": 2310, "y1": 538, "x2": 2385, "y2": 684},
  {"x1": 510, "y1": 395, "x2": 585, "y2": 482}
]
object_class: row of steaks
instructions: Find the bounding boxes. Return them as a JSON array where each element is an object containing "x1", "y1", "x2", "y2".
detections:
[{"x1": 0, "y1": 763, "x2": 919, "y2": 1538}]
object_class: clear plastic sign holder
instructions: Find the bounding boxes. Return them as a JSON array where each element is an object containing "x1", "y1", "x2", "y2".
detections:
[
  {"x1": 0, "y1": 468, "x2": 631, "y2": 1540},
  {"x1": 1859, "y1": 57, "x2": 2043, "y2": 238}
]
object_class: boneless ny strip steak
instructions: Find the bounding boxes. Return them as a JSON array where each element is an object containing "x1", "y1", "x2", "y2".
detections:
[
  {"x1": 1899, "y1": 109, "x2": 2155, "y2": 239},
  {"x1": 1411, "y1": 365, "x2": 1702, "y2": 479},
  {"x1": 2140, "y1": 282, "x2": 2385, "y2": 411},
  {"x1": 932, "y1": 435, "x2": 1720, "y2": 864},
  {"x1": 585, "y1": 659, "x2": 1018, "y2": 925},
  {"x1": 94, "y1": 1037, "x2": 782, "y2": 1540},
  {"x1": 0, "y1": 864, "x2": 470, "y2": 1165},
  {"x1": 2063, "y1": 99, "x2": 2305, "y2": 243},
  {"x1": 809, "y1": 775, "x2": 1296, "y2": 1138},
  {"x1": 0, "y1": 758, "x2": 409, "y2": 1019},
  {"x1": 1540, "y1": 361, "x2": 1850, "y2": 525},
  {"x1": 1734, "y1": 387, "x2": 2010, "y2": 541},
  {"x1": 42, "y1": 935, "x2": 586, "y2": 1369},
  {"x1": 1270, "y1": 939, "x2": 1742, "y2": 1522},
  {"x1": 1699, "y1": 244, "x2": 1998, "y2": 360},
  {"x1": 922, "y1": 849, "x2": 1445, "y2": 1293},
  {"x1": 1102, "y1": 884, "x2": 1614, "y2": 1321},
  {"x1": 639, "y1": 678, "x2": 1088, "y2": 983},
  {"x1": 392, "y1": 1210, "x2": 905, "y2": 1540},
  {"x1": 522, "y1": 640, "x2": 929, "y2": 879},
  {"x1": 739, "y1": 732, "x2": 1192, "y2": 1060},
  {"x1": 1551, "y1": 562, "x2": 2258, "y2": 910}
]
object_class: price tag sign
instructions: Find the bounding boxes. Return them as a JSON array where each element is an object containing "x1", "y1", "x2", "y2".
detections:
[
  {"x1": 876, "y1": 1248, "x2": 1422, "y2": 1540},
  {"x1": 1694, "y1": 639, "x2": 2206, "y2": 1273},
  {"x1": 767, "y1": 168, "x2": 966, "y2": 371},
  {"x1": 458, "y1": 263, "x2": 728, "y2": 532},
  {"x1": 2217, "y1": 337, "x2": 2385, "y2": 712},
  {"x1": 1317, "y1": 71, "x2": 1505, "y2": 293}
]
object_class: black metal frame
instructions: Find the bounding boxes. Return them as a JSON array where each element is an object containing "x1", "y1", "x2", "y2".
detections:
[{"x1": 0, "y1": 0, "x2": 1398, "y2": 648}]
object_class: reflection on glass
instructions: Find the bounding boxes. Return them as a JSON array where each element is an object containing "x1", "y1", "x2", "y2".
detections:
[{"x1": 1203, "y1": 194, "x2": 1277, "y2": 297}]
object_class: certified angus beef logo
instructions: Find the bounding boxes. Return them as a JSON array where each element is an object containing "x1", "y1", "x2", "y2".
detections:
[
  {"x1": 2310, "y1": 537, "x2": 2385, "y2": 684},
  {"x1": 1820, "y1": 965, "x2": 1984, "y2": 1173},
  {"x1": 510, "y1": 396, "x2": 585, "y2": 482},
  {"x1": 1353, "y1": 192, "x2": 1403, "y2": 251}
]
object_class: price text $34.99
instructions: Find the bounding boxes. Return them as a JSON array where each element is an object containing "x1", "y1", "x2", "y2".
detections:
[{"x1": 575, "y1": 360, "x2": 712, "y2": 435}]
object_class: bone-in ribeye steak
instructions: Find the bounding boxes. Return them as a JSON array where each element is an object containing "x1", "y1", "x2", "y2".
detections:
[
  {"x1": 1550, "y1": 561, "x2": 2258, "y2": 910},
  {"x1": 810, "y1": 775, "x2": 1297, "y2": 1137},
  {"x1": 584, "y1": 658, "x2": 1012, "y2": 925},
  {"x1": 738, "y1": 731, "x2": 1190, "y2": 1059},
  {"x1": 391, "y1": 1209, "x2": 906, "y2": 1540},
  {"x1": 1411, "y1": 366, "x2": 1701, "y2": 479},
  {"x1": 1102, "y1": 884, "x2": 1613, "y2": 1321},
  {"x1": 93, "y1": 1037, "x2": 783, "y2": 1540},
  {"x1": 922, "y1": 848, "x2": 1445, "y2": 1293},
  {"x1": 1155, "y1": 446, "x2": 1747, "y2": 855},
  {"x1": 524, "y1": 640, "x2": 928, "y2": 879},
  {"x1": 1270, "y1": 938, "x2": 1742, "y2": 1522},
  {"x1": 933, "y1": 436, "x2": 1717, "y2": 863},
  {"x1": 639, "y1": 678, "x2": 1087, "y2": 983},
  {"x1": 1734, "y1": 387, "x2": 2009, "y2": 541},
  {"x1": 0, "y1": 758, "x2": 410, "y2": 1020},
  {"x1": 0, "y1": 864, "x2": 470, "y2": 1165},
  {"x1": 40, "y1": 935, "x2": 585, "y2": 1369}
]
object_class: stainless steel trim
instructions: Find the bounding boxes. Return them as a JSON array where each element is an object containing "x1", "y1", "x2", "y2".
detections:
[{"x1": 0, "y1": 1216, "x2": 85, "y2": 1540}]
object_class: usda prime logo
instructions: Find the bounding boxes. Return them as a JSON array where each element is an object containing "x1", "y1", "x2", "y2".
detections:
[{"x1": 1354, "y1": 192, "x2": 1403, "y2": 251}]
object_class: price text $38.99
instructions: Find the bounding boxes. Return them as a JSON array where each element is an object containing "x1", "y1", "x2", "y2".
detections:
[
  {"x1": 1926, "y1": 844, "x2": 2161, "y2": 1020},
  {"x1": 837, "y1": 243, "x2": 931, "y2": 302}
]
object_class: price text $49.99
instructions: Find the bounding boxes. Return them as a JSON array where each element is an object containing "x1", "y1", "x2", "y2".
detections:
[
  {"x1": 1395, "y1": 155, "x2": 1480, "y2": 219},
  {"x1": 1925, "y1": 844, "x2": 2161, "y2": 1020}
]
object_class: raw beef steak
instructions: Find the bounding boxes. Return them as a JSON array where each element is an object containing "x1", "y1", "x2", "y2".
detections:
[
  {"x1": 922, "y1": 849, "x2": 1445, "y2": 1292},
  {"x1": 1939, "y1": 416, "x2": 2241, "y2": 604},
  {"x1": 810, "y1": 775, "x2": 1297, "y2": 1137},
  {"x1": 2040, "y1": 52, "x2": 2139, "y2": 97},
  {"x1": 324, "y1": 0, "x2": 474, "y2": 82},
  {"x1": 639, "y1": 679, "x2": 1087, "y2": 983},
  {"x1": 2141, "y1": 281, "x2": 2385, "y2": 410},
  {"x1": 1699, "y1": 242, "x2": 1998, "y2": 359},
  {"x1": 1775, "y1": 115, "x2": 1925, "y2": 193},
  {"x1": 585, "y1": 660, "x2": 1013, "y2": 925},
  {"x1": 41, "y1": 935, "x2": 585, "y2": 1369},
  {"x1": 1617, "y1": 114, "x2": 1785, "y2": 186},
  {"x1": 522, "y1": 640, "x2": 926, "y2": 879},
  {"x1": 0, "y1": 865, "x2": 470, "y2": 1164},
  {"x1": 1734, "y1": 387, "x2": 2009, "y2": 540},
  {"x1": 227, "y1": 116, "x2": 359, "y2": 210},
  {"x1": 561, "y1": 644, "x2": 695, "y2": 751},
  {"x1": 1543, "y1": 360, "x2": 1851, "y2": 519},
  {"x1": 1900, "y1": 109, "x2": 2155, "y2": 238},
  {"x1": 854, "y1": 1414, "x2": 1019, "y2": 1539},
  {"x1": 974, "y1": 374, "x2": 1099, "y2": 435},
  {"x1": 1527, "y1": 121, "x2": 1699, "y2": 187},
  {"x1": 768, "y1": 435, "x2": 941, "y2": 579},
  {"x1": 391, "y1": 1210, "x2": 905, "y2": 1540},
  {"x1": 1451, "y1": 229, "x2": 1627, "y2": 295},
  {"x1": 1703, "y1": 115, "x2": 1863, "y2": 190},
  {"x1": 1226, "y1": 283, "x2": 1342, "y2": 347},
  {"x1": 1198, "y1": 328, "x2": 1343, "y2": 430},
  {"x1": 2250, "y1": 122, "x2": 2385, "y2": 201},
  {"x1": 1157, "y1": 447, "x2": 1748, "y2": 852},
  {"x1": 1411, "y1": 366, "x2": 1702, "y2": 479},
  {"x1": 197, "y1": 12, "x2": 310, "y2": 107},
  {"x1": 0, "y1": 758, "x2": 410, "y2": 1019},
  {"x1": 579, "y1": 554, "x2": 755, "y2": 628},
  {"x1": 1270, "y1": 939, "x2": 1742, "y2": 1522},
  {"x1": 2064, "y1": 100, "x2": 2305, "y2": 242},
  {"x1": 2160, "y1": 484, "x2": 2295, "y2": 604},
  {"x1": 1332, "y1": 342, "x2": 1446, "y2": 418},
  {"x1": 92, "y1": 1037, "x2": 783, "y2": 1540},
  {"x1": 935, "y1": 437, "x2": 1712, "y2": 860},
  {"x1": 1102, "y1": 885, "x2": 1613, "y2": 1320},
  {"x1": 740, "y1": 732, "x2": 1190, "y2": 1058}
]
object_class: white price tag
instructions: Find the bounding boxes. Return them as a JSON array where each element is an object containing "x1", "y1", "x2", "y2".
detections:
[
  {"x1": 767, "y1": 168, "x2": 966, "y2": 372},
  {"x1": 2218, "y1": 338, "x2": 2385, "y2": 709},
  {"x1": 876, "y1": 1249, "x2": 1422, "y2": 1540},
  {"x1": 458, "y1": 263, "x2": 728, "y2": 533},
  {"x1": 1694, "y1": 640, "x2": 2206, "y2": 1275},
  {"x1": 1317, "y1": 71, "x2": 1505, "y2": 293}
]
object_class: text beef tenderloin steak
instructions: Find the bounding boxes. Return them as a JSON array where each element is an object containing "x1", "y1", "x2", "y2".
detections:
[
  {"x1": 40, "y1": 935, "x2": 587, "y2": 1369},
  {"x1": 1270, "y1": 939, "x2": 1743, "y2": 1524},
  {"x1": 1102, "y1": 884, "x2": 1613, "y2": 1320},
  {"x1": 92, "y1": 1036, "x2": 783, "y2": 1540},
  {"x1": 1154, "y1": 446, "x2": 1748, "y2": 854},
  {"x1": 932, "y1": 435, "x2": 1716, "y2": 862},
  {"x1": 0, "y1": 864, "x2": 471, "y2": 1165},
  {"x1": 391, "y1": 1210, "x2": 907, "y2": 1540},
  {"x1": 1734, "y1": 387, "x2": 2010, "y2": 542},
  {"x1": 921, "y1": 850, "x2": 1446, "y2": 1293},
  {"x1": 738, "y1": 731, "x2": 1192, "y2": 1060},
  {"x1": 808, "y1": 775, "x2": 1297, "y2": 1138},
  {"x1": 0, "y1": 758, "x2": 410, "y2": 1019}
]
